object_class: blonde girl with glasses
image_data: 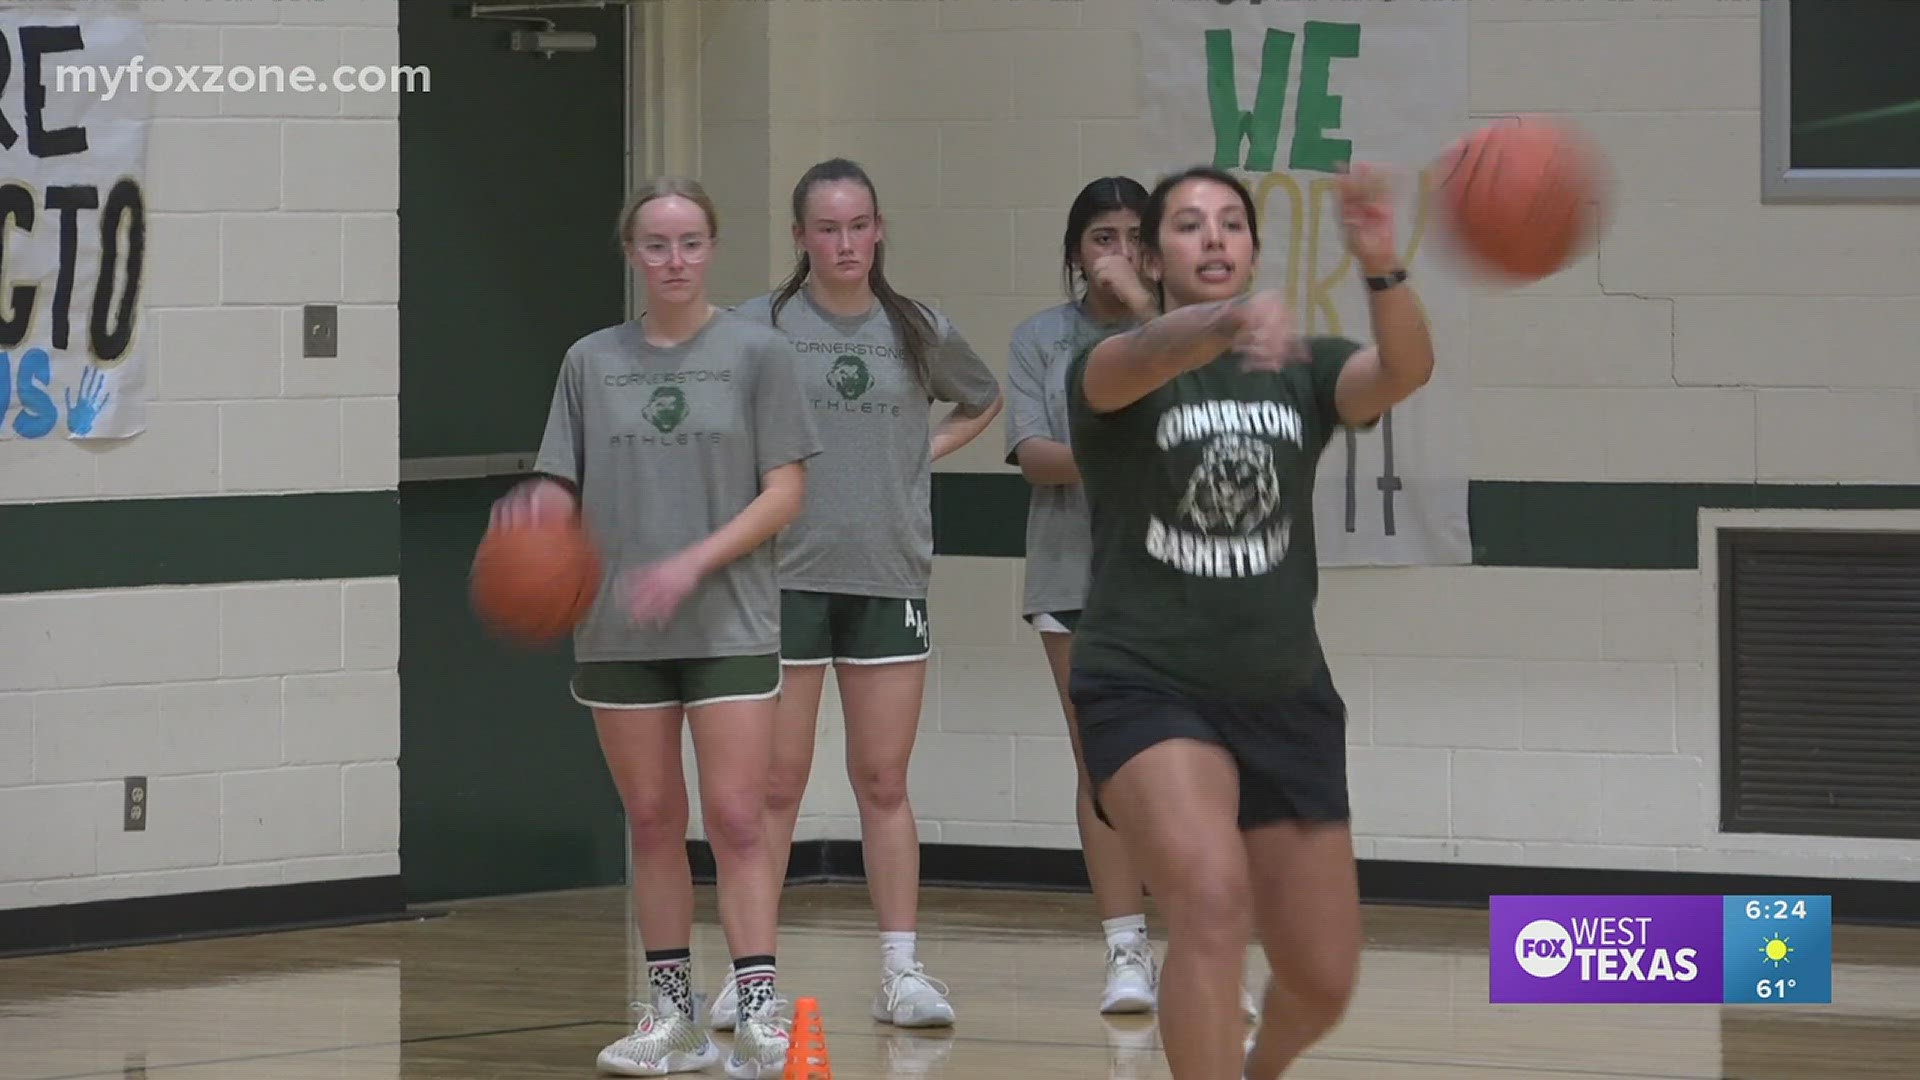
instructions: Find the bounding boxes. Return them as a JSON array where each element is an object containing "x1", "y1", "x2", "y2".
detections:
[{"x1": 493, "y1": 177, "x2": 823, "y2": 1077}]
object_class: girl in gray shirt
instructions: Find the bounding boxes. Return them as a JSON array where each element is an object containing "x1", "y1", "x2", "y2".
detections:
[
  {"x1": 494, "y1": 177, "x2": 822, "y2": 1079},
  {"x1": 1004, "y1": 175, "x2": 1168, "y2": 1017},
  {"x1": 720, "y1": 158, "x2": 1002, "y2": 1033}
]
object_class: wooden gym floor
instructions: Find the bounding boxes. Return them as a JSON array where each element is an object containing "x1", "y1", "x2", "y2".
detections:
[{"x1": 3, "y1": 883, "x2": 1919, "y2": 1079}]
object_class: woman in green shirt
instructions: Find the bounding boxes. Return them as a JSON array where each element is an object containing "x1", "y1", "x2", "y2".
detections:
[{"x1": 1065, "y1": 163, "x2": 1437, "y2": 1080}]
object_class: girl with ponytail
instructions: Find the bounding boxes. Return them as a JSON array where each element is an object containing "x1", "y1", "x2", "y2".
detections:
[{"x1": 721, "y1": 158, "x2": 1002, "y2": 1032}]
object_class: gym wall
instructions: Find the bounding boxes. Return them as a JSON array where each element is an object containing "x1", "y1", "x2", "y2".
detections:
[
  {"x1": 0, "y1": 0, "x2": 402, "y2": 940},
  {"x1": 673, "y1": 0, "x2": 1920, "y2": 886}
]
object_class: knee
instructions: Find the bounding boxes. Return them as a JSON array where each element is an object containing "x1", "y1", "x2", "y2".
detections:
[
  {"x1": 624, "y1": 793, "x2": 689, "y2": 852},
  {"x1": 764, "y1": 763, "x2": 811, "y2": 816},
  {"x1": 1273, "y1": 955, "x2": 1357, "y2": 1034},
  {"x1": 848, "y1": 761, "x2": 909, "y2": 813},
  {"x1": 701, "y1": 793, "x2": 766, "y2": 858},
  {"x1": 1161, "y1": 864, "x2": 1254, "y2": 951}
]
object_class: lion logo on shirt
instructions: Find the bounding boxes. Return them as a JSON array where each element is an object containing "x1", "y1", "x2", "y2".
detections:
[
  {"x1": 642, "y1": 386, "x2": 689, "y2": 433},
  {"x1": 1177, "y1": 433, "x2": 1281, "y2": 535},
  {"x1": 827, "y1": 355, "x2": 874, "y2": 401}
]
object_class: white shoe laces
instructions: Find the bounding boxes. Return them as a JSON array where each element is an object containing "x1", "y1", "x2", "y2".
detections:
[
  {"x1": 881, "y1": 962, "x2": 950, "y2": 1009},
  {"x1": 1109, "y1": 939, "x2": 1156, "y2": 980}
]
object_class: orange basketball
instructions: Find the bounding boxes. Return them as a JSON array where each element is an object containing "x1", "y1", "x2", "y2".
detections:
[
  {"x1": 469, "y1": 515, "x2": 601, "y2": 646},
  {"x1": 1433, "y1": 116, "x2": 1607, "y2": 283}
]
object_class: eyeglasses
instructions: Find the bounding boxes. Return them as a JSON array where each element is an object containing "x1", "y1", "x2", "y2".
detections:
[{"x1": 633, "y1": 237, "x2": 712, "y2": 266}]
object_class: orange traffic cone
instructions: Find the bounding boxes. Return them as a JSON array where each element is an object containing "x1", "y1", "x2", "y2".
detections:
[{"x1": 783, "y1": 996, "x2": 833, "y2": 1079}]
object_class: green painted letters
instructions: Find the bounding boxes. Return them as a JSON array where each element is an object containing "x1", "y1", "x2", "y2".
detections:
[
  {"x1": 1292, "y1": 21, "x2": 1360, "y2": 173},
  {"x1": 1205, "y1": 27, "x2": 1292, "y2": 172},
  {"x1": 1203, "y1": 22, "x2": 1361, "y2": 175}
]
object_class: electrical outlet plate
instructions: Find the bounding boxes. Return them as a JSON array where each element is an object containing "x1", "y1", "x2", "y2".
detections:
[
  {"x1": 124, "y1": 776, "x2": 147, "y2": 832},
  {"x1": 303, "y1": 304, "x2": 338, "y2": 358}
]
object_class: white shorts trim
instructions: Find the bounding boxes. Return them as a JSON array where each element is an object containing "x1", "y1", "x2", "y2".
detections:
[
  {"x1": 685, "y1": 682, "x2": 784, "y2": 709},
  {"x1": 570, "y1": 672, "x2": 785, "y2": 711},
  {"x1": 781, "y1": 651, "x2": 931, "y2": 667},
  {"x1": 832, "y1": 650, "x2": 932, "y2": 666},
  {"x1": 571, "y1": 690, "x2": 678, "y2": 711},
  {"x1": 1029, "y1": 613, "x2": 1073, "y2": 635}
]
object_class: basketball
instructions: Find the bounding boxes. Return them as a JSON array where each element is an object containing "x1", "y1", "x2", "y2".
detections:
[
  {"x1": 469, "y1": 515, "x2": 601, "y2": 646},
  {"x1": 1432, "y1": 116, "x2": 1607, "y2": 282}
]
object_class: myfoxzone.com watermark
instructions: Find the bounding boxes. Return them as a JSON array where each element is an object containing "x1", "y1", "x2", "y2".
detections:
[{"x1": 55, "y1": 58, "x2": 430, "y2": 101}]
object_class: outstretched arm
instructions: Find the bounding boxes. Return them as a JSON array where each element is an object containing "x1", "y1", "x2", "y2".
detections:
[
  {"x1": 1333, "y1": 280, "x2": 1435, "y2": 427},
  {"x1": 1077, "y1": 297, "x2": 1246, "y2": 414},
  {"x1": 1329, "y1": 163, "x2": 1437, "y2": 426}
]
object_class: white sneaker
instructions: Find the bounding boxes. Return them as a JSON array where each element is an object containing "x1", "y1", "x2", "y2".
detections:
[
  {"x1": 1242, "y1": 983, "x2": 1260, "y2": 1022},
  {"x1": 706, "y1": 973, "x2": 738, "y2": 1031},
  {"x1": 595, "y1": 1001, "x2": 720, "y2": 1076},
  {"x1": 724, "y1": 997, "x2": 791, "y2": 1079},
  {"x1": 872, "y1": 962, "x2": 956, "y2": 1028},
  {"x1": 1099, "y1": 938, "x2": 1158, "y2": 1014}
]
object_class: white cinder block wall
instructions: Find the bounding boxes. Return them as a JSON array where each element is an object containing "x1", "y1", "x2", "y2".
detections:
[
  {"x1": 671, "y1": 0, "x2": 1920, "y2": 883},
  {"x1": 0, "y1": 0, "x2": 401, "y2": 911}
]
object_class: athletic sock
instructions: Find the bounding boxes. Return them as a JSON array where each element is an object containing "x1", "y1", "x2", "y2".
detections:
[
  {"x1": 880, "y1": 930, "x2": 917, "y2": 975},
  {"x1": 1102, "y1": 914, "x2": 1149, "y2": 952},
  {"x1": 644, "y1": 947, "x2": 695, "y2": 1018},
  {"x1": 732, "y1": 954, "x2": 778, "y2": 1019}
]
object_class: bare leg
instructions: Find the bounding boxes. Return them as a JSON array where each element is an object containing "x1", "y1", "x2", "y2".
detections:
[
  {"x1": 686, "y1": 695, "x2": 783, "y2": 958},
  {"x1": 1240, "y1": 822, "x2": 1362, "y2": 1079},
  {"x1": 1040, "y1": 630, "x2": 1147, "y2": 921},
  {"x1": 592, "y1": 707, "x2": 693, "y2": 954},
  {"x1": 763, "y1": 661, "x2": 830, "y2": 885},
  {"x1": 835, "y1": 659, "x2": 929, "y2": 933},
  {"x1": 1101, "y1": 738, "x2": 1253, "y2": 1080}
]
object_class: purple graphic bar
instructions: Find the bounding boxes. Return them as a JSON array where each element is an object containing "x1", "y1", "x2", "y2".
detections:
[{"x1": 1490, "y1": 895, "x2": 1725, "y2": 1004}]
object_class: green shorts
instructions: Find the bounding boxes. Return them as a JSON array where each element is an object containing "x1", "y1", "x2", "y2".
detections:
[
  {"x1": 570, "y1": 654, "x2": 782, "y2": 710},
  {"x1": 780, "y1": 590, "x2": 931, "y2": 666}
]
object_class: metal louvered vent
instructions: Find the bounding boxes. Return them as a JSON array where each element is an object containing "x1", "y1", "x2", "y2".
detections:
[{"x1": 1719, "y1": 529, "x2": 1920, "y2": 839}]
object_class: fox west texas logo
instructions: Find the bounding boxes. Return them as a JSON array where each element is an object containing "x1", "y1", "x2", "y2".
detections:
[
  {"x1": 826, "y1": 355, "x2": 873, "y2": 401},
  {"x1": 642, "y1": 386, "x2": 688, "y2": 433},
  {"x1": 1515, "y1": 916, "x2": 1700, "y2": 984},
  {"x1": 1146, "y1": 400, "x2": 1304, "y2": 579}
]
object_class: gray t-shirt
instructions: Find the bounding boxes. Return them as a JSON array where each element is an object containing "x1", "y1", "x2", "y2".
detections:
[
  {"x1": 1004, "y1": 301, "x2": 1138, "y2": 617},
  {"x1": 731, "y1": 288, "x2": 1001, "y2": 599},
  {"x1": 533, "y1": 312, "x2": 823, "y2": 662}
]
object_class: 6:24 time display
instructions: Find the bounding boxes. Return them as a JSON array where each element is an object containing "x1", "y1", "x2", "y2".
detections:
[{"x1": 1746, "y1": 898, "x2": 1809, "y2": 920}]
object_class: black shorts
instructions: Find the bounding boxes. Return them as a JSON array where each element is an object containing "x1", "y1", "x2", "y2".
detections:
[{"x1": 1068, "y1": 663, "x2": 1350, "y2": 832}]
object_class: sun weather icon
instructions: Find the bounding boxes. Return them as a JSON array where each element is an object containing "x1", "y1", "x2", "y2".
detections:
[{"x1": 1760, "y1": 933, "x2": 1794, "y2": 968}]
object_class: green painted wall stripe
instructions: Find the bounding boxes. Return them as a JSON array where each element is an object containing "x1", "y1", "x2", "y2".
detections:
[
  {"x1": 0, "y1": 491, "x2": 399, "y2": 594},
  {"x1": 931, "y1": 474, "x2": 1920, "y2": 570},
  {"x1": 1470, "y1": 481, "x2": 1920, "y2": 569}
]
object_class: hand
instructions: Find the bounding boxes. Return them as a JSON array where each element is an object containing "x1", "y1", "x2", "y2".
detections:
[
  {"x1": 1086, "y1": 253, "x2": 1154, "y2": 315},
  {"x1": 490, "y1": 477, "x2": 576, "y2": 530},
  {"x1": 623, "y1": 549, "x2": 706, "y2": 628},
  {"x1": 1336, "y1": 162, "x2": 1400, "y2": 276},
  {"x1": 1227, "y1": 288, "x2": 1309, "y2": 373}
]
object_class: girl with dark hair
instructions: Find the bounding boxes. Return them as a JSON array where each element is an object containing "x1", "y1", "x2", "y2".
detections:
[
  {"x1": 721, "y1": 157, "x2": 1002, "y2": 1031},
  {"x1": 1065, "y1": 163, "x2": 1436, "y2": 1080},
  {"x1": 1005, "y1": 176, "x2": 1165, "y2": 1013}
]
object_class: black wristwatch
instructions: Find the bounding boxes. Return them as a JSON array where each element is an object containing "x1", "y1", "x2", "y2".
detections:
[{"x1": 1364, "y1": 267, "x2": 1409, "y2": 292}]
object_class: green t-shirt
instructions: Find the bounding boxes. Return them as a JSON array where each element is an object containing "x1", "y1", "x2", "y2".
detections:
[{"x1": 1065, "y1": 335, "x2": 1365, "y2": 702}]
